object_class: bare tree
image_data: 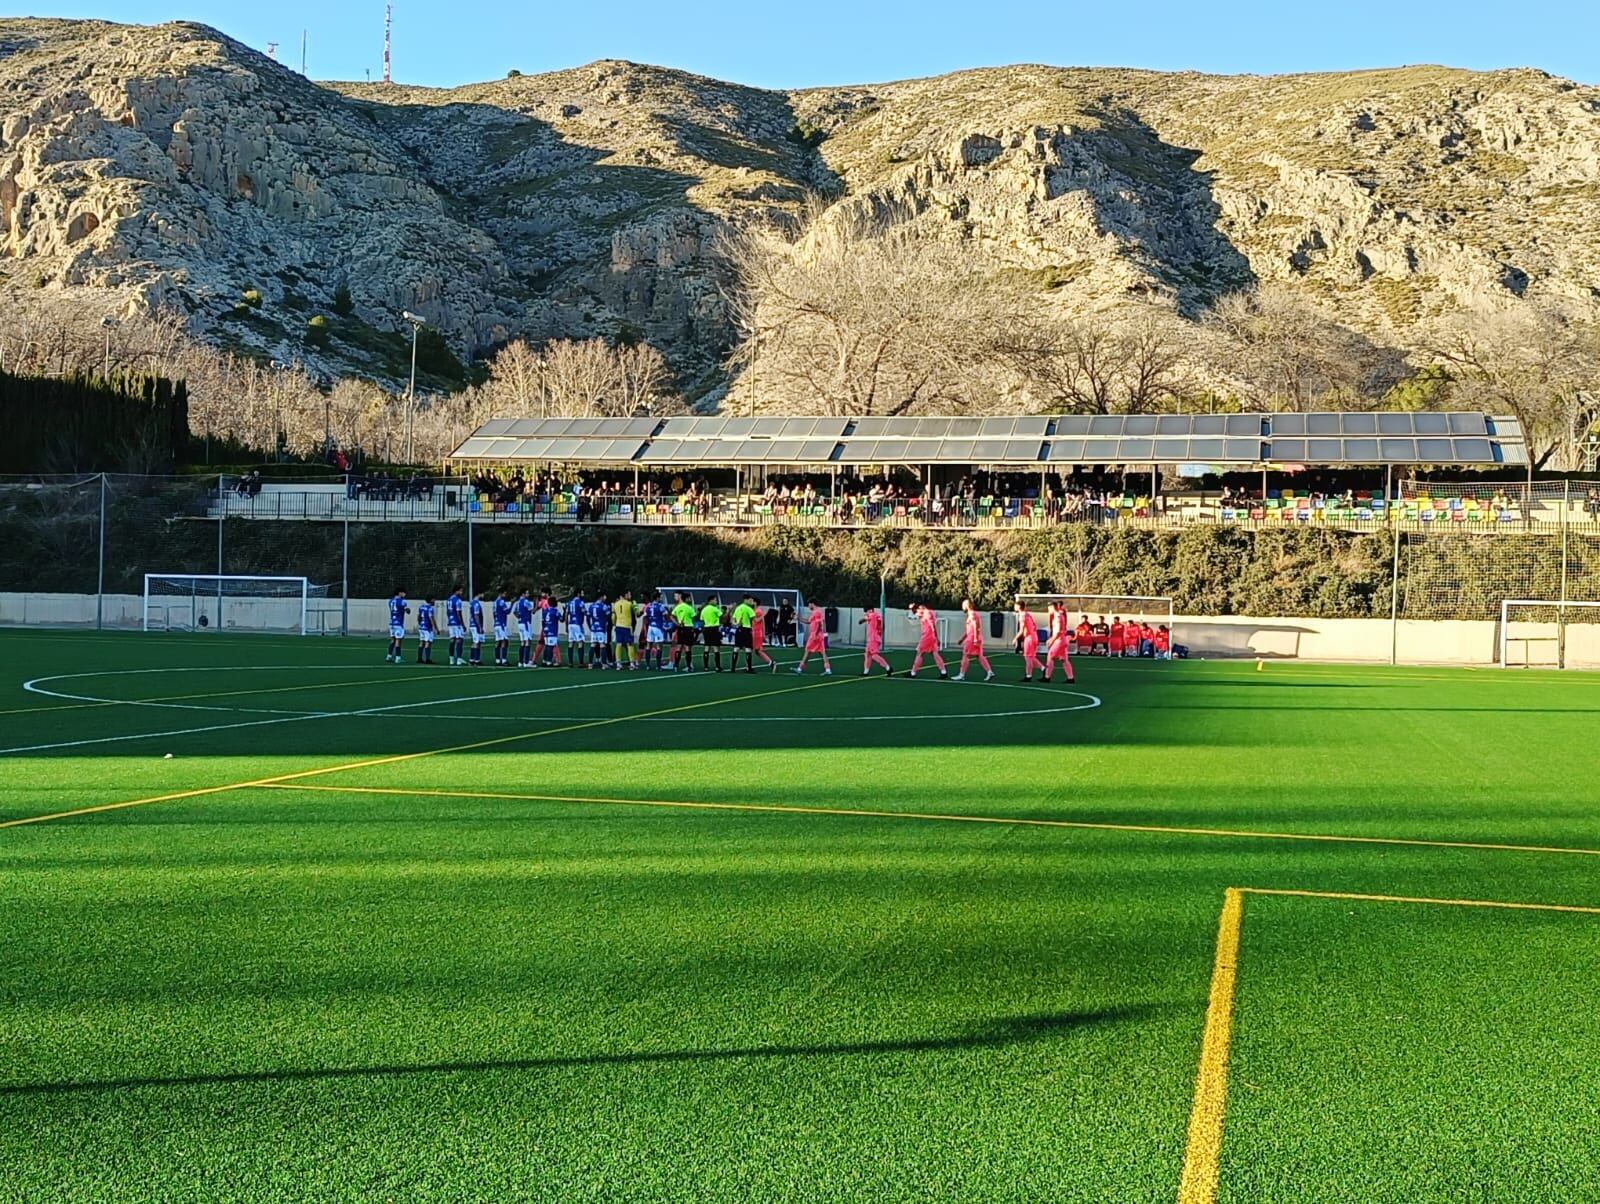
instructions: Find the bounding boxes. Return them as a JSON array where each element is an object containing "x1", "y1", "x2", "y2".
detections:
[
  {"x1": 326, "y1": 378, "x2": 391, "y2": 452},
  {"x1": 485, "y1": 339, "x2": 547, "y2": 416},
  {"x1": 1004, "y1": 309, "x2": 1187, "y2": 414},
  {"x1": 1429, "y1": 306, "x2": 1600, "y2": 471},
  {"x1": 539, "y1": 338, "x2": 618, "y2": 417},
  {"x1": 613, "y1": 342, "x2": 674, "y2": 415},
  {"x1": 721, "y1": 201, "x2": 1027, "y2": 416},
  {"x1": 1202, "y1": 284, "x2": 1403, "y2": 410}
]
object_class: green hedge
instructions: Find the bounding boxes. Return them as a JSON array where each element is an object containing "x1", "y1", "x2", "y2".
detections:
[
  {"x1": 0, "y1": 370, "x2": 189, "y2": 473},
  {"x1": 2, "y1": 506, "x2": 1593, "y2": 621}
]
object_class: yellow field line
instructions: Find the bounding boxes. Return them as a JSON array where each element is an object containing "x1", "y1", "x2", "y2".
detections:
[
  {"x1": 1176, "y1": 886, "x2": 1600, "y2": 1204},
  {"x1": 231, "y1": 783, "x2": 1600, "y2": 861},
  {"x1": 1176, "y1": 887, "x2": 1242, "y2": 1204},
  {"x1": 0, "y1": 676, "x2": 856, "y2": 830}
]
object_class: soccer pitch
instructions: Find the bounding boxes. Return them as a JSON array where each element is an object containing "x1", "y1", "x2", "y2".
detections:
[{"x1": 2, "y1": 631, "x2": 1599, "y2": 1203}]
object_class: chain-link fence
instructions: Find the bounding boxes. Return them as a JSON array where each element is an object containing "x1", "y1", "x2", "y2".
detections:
[
  {"x1": 2, "y1": 472, "x2": 1598, "y2": 664},
  {"x1": 0, "y1": 473, "x2": 475, "y2": 634}
]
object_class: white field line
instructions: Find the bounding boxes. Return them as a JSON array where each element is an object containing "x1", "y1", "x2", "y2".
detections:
[
  {"x1": 0, "y1": 711, "x2": 341, "y2": 755},
  {"x1": 5, "y1": 660, "x2": 1100, "y2": 756},
  {"x1": 4, "y1": 668, "x2": 680, "y2": 757}
]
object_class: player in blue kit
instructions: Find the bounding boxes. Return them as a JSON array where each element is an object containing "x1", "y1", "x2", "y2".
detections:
[
  {"x1": 468, "y1": 593, "x2": 486, "y2": 666},
  {"x1": 564, "y1": 591, "x2": 588, "y2": 668},
  {"x1": 643, "y1": 593, "x2": 669, "y2": 670},
  {"x1": 416, "y1": 598, "x2": 436, "y2": 664},
  {"x1": 539, "y1": 591, "x2": 562, "y2": 666},
  {"x1": 492, "y1": 592, "x2": 511, "y2": 666},
  {"x1": 387, "y1": 590, "x2": 408, "y2": 663},
  {"x1": 514, "y1": 589, "x2": 536, "y2": 668},
  {"x1": 587, "y1": 593, "x2": 613, "y2": 669},
  {"x1": 445, "y1": 588, "x2": 466, "y2": 666}
]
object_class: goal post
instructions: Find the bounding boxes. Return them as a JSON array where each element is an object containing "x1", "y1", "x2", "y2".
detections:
[
  {"x1": 142, "y1": 574, "x2": 330, "y2": 636},
  {"x1": 1015, "y1": 593, "x2": 1177, "y2": 654},
  {"x1": 1498, "y1": 599, "x2": 1600, "y2": 670}
]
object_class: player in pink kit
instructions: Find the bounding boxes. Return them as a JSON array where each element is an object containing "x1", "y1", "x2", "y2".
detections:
[
  {"x1": 752, "y1": 602, "x2": 777, "y2": 673},
  {"x1": 953, "y1": 598, "x2": 994, "y2": 681},
  {"x1": 859, "y1": 606, "x2": 893, "y2": 676},
  {"x1": 1042, "y1": 601, "x2": 1076, "y2": 683},
  {"x1": 792, "y1": 601, "x2": 833, "y2": 675},
  {"x1": 1014, "y1": 598, "x2": 1042, "y2": 681},
  {"x1": 907, "y1": 603, "x2": 948, "y2": 678}
]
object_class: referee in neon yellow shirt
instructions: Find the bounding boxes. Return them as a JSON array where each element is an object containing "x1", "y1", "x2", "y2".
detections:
[
  {"x1": 671, "y1": 593, "x2": 697, "y2": 672},
  {"x1": 699, "y1": 596, "x2": 724, "y2": 672},
  {"x1": 731, "y1": 595, "x2": 758, "y2": 673}
]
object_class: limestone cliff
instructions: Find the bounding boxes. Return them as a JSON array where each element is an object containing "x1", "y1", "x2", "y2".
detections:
[{"x1": 1, "y1": 18, "x2": 1596, "y2": 399}]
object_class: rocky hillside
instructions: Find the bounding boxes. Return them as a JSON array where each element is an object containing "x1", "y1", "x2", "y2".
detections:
[{"x1": 1, "y1": 18, "x2": 1597, "y2": 399}]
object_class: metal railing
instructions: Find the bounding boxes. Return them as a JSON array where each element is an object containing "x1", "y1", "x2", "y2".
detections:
[{"x1": 202, "y1": 481, "x2": 1600, "y2": 534}]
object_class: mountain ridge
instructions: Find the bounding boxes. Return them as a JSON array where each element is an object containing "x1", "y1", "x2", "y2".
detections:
[{"x1": 1, "y1": 17, "x2": 1596, "y2": 401}]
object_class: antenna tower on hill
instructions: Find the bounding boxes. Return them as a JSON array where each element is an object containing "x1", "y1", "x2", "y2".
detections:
[{"x1": 383, "y1": 3, "x2": 392, "y2": 84}]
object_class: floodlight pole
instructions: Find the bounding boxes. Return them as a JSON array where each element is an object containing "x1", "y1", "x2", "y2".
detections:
[
  {"x1": 465, "y1": 475, "x2": 475, "y2": 605},
  {"x1": 1558, "y1": 478, "x2": 1570, "y2": 668},
  {"x1": 402, "y1": 311, "x2": 425, "y2": 464},
  {"x1": 341, "y1": 473, "x2": 351, "y2": 637},
  {"x1": 95, "y1": 472, "x2": 106, "y2": 630},
  {"x1": 217, "y1": 472, "x2": 226, "y2": 626},
  {"x1": 1389, "y1": 518, "x2": 1401, "y2": 666},
  {"x1": 879, "y1": 569, "x2": 888, "y2": 648},
  {"x1": 100, "y1": 316, "x2": 117, "y2": 378}
]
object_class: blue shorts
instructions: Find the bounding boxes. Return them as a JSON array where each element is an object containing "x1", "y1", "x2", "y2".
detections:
[{"x1": 615, "y1": 629, "x2": 634, "y2": 645}]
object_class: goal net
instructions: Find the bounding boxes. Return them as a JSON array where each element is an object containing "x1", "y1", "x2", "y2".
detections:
[
  {"x1": 1498, "y1": 600, "x2": 1600, "y2": 670},
  {"x1": 1015, "y1": 593, "x2": 1176, "y2": 655},
  {"x1": 143, "y1": 574, "x2": 331, "y2": 635},
  {"x1": 657, "y1": 585, "x2": 806, "y2": 645}
]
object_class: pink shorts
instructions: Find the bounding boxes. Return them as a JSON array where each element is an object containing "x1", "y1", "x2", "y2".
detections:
[
  {"x1": 865, "y1": 639, "x2": 882, "y2": 656},
  {"x1": 805, "y1": 636, "x2": 827, "y2": 653},
  {"x1": 962, "y1": 636, "x2": 982, "y2": 654},
  {"x1": 1021, "y1": 637, "x2": 1039, "y2": 657},
  {"x1": 917, "y1": 636, "x2": 939, "y2": 655}
]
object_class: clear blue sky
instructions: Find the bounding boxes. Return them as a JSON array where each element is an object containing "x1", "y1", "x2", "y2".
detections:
[{"x1": 22, "y1": 1, "x2": 1599, "y2": 87}]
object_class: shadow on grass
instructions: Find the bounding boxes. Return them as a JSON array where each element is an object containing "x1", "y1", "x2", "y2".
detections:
[{"x1": 0, "y1": 1005, "x2": 1165, "y2": 1097}]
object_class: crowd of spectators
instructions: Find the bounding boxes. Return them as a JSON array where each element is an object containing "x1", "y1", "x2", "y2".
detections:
[{"x1": 348, "y1": 471, "x2": 437, "y2": 502}]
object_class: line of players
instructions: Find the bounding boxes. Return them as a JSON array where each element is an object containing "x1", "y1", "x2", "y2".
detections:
[
  {"x1": 386, "y1": 588, "x2": 805, "y2": 676},
  {"x1": 383, "y1": 589, "x2": 1137, "y2": 683}
]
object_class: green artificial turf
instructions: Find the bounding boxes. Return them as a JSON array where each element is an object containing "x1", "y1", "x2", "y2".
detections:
[{"x1": 1, "y1": 629, "x2": 1598, "y2": 1202}]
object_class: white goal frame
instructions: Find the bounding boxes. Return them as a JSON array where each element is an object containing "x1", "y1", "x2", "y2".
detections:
[
  {"x1": 1498, "y1": 599, "x2": 1600, "y2": 670},
  {"x1": 143, "y1": 574, "x2": 311, "y2": 635}
]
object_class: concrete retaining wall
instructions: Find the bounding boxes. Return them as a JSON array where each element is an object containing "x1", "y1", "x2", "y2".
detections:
[{"x1": 3, "y1": 593, "x2": 1597, "y2": 668}]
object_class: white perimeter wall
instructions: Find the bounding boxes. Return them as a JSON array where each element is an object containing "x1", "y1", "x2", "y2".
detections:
[{"x1": 3, "y1": 593, "x2": 1597, "y2": 668}]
